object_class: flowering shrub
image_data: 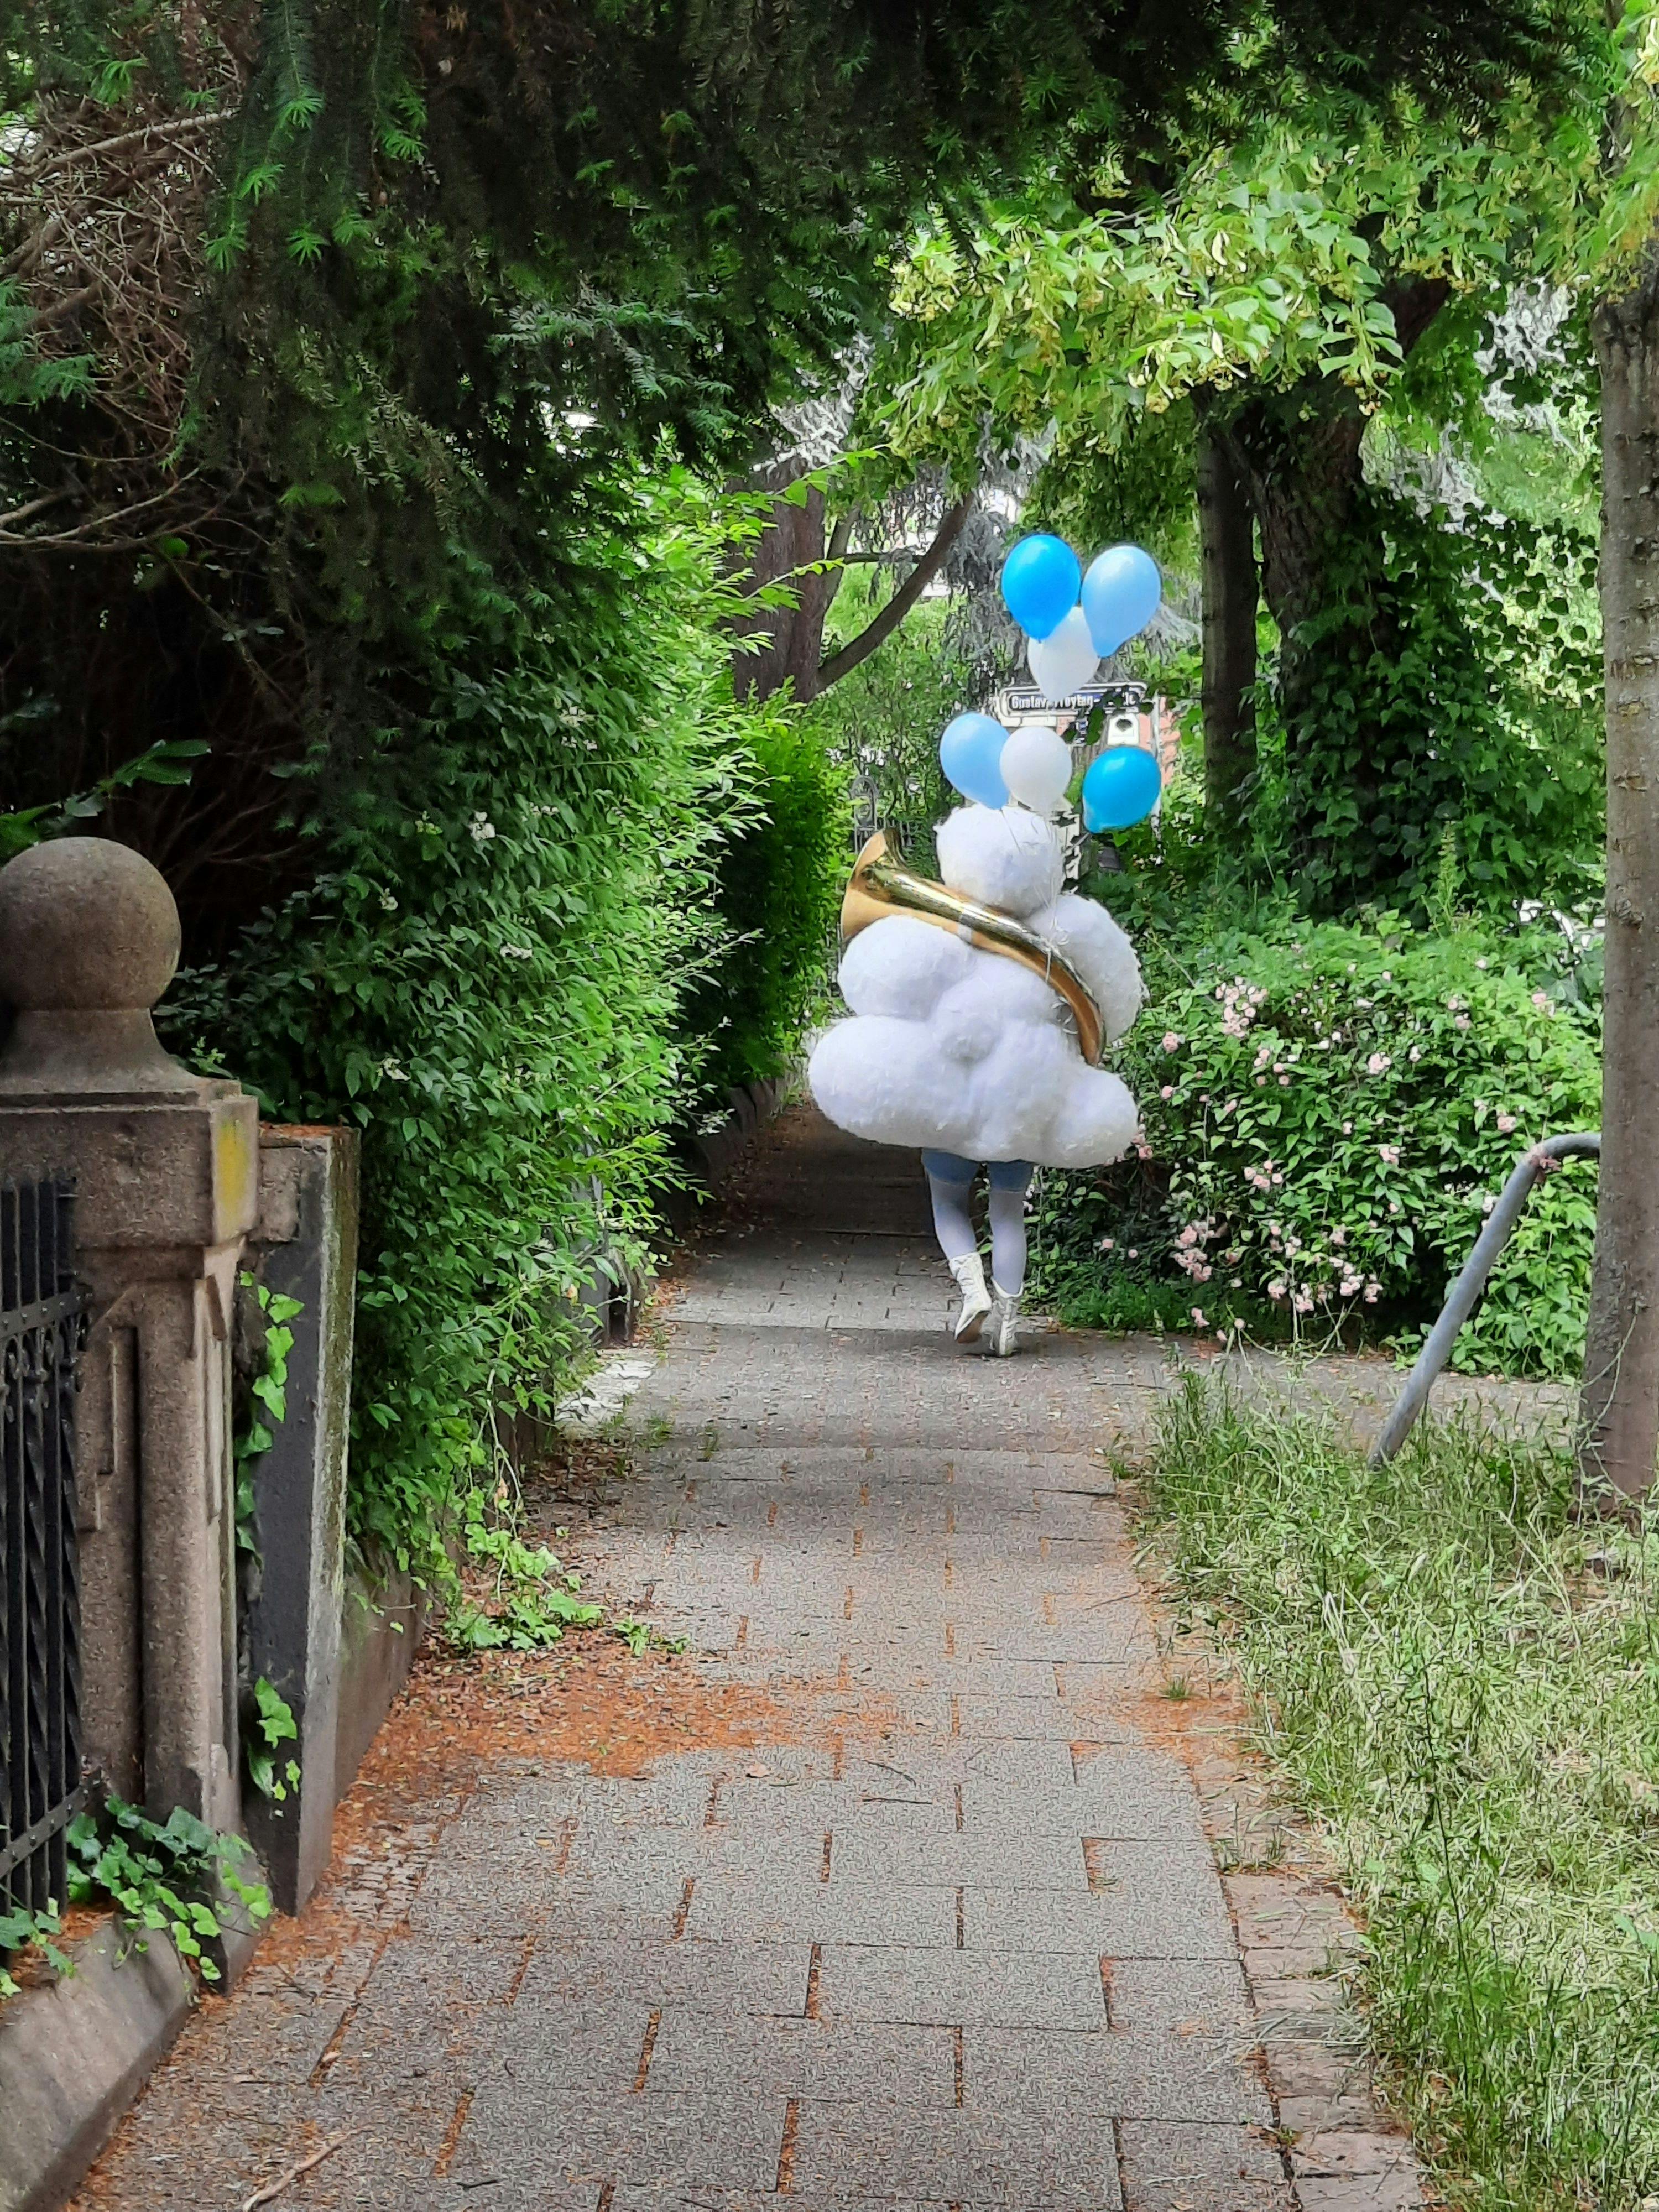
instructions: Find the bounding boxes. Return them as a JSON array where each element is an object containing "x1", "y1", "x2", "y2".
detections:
[{"x1": 1031, "y1": 912, "x2": 1602, "y2": 1375}]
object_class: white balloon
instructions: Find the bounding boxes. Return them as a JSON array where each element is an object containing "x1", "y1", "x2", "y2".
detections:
[
  {"x1": 999, "y1": 723, "x2": 1074, "y2": 817},
  {"x1": 1026, "y1": 604, "x2": 1100, "y2": 701}
]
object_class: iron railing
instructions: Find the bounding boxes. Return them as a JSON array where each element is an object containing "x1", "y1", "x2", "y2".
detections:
[
  {"x1": 1371, "y1": 1133, "x2": 1601, "y2": 1463},
  {"x1": 0, "y1": 1177, "x2": 88, "y2": 1915}
]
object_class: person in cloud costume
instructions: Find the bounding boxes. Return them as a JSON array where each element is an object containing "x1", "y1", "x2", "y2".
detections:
[{"x1": 808, "y1": 801, "x2": 1142, "y2": 1357}]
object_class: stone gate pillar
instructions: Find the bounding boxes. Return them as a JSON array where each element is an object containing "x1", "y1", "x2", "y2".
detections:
[{"x1": 0, "y1": 838, "x2": 257, "y2": 1829}]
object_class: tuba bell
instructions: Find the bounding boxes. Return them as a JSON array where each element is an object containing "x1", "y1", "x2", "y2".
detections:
[{"x1": 839, "y1": 832, "x2": 1104, "y2": 1066}]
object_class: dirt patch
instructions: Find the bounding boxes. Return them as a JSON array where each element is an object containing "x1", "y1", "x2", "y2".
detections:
[
  {"x1": 247, "y1": 1620, "x2": 895, "y2": 1986},
  {"x1": 379, "y1": 1637, "x2": 806, "y2": 1786}
]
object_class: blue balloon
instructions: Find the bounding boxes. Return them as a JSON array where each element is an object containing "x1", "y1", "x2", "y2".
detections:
[
  {"x1": 1081, "y1": 544, "x2": 1163, "y2": 657},
  {"x1": 1000, "y1": 534, "x2": 1082, "y2": 641},
  {"x1": 939, "y1": 713, "x2": 1010, "y2": 808},
  {"x1": 1081, "y1": 745, "x2": 1162, "y2": 832}
]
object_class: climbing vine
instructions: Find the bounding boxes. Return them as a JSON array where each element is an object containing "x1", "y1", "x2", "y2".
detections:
[{"x1": 1, "y1": 1797, "x2": 271, "y2": 2003}]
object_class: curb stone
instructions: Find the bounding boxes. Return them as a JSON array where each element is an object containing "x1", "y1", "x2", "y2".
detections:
[
  {"x1": 0, "y1": 1872, "x2": 266, "y2": 2212},
  {"x1": 1186, "y1": 1745, "x2": 1427, "y2": 2208}
]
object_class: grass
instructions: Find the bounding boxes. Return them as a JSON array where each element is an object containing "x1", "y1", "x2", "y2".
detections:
[{"x1": 1139, "y1": 1378, "x2": 1659, "y2": 2212}]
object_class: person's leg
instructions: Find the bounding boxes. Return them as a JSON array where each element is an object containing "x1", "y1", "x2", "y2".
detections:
[
  {"x1": 921, "y1": 1151, "x2": 991, "y2": 1343},
  {"x1": 921, "y1": 1150, "x2": 978, "y2": 1260},
  {"x1": 985, "y1": 1161, "x2": 1035, "y2": 1293},
  {"x1": 985, "y1": 1161, "x2": 1035, "y2": 1355}
]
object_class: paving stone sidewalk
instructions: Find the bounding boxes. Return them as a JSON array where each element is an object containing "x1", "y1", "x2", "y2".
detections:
[{"x1": 75, "y1": 1104, "x2": 1545, "y2": 2212}]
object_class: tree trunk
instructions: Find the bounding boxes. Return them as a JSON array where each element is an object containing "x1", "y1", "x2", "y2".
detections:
[
  {"x1": 730, "y1": 465, "x2": 835, "y2": 704},
  {"x1": 1578, "y1": 259, "x2": 1659, "y2": 1507},
  {"x1": 1228, "y1": 388, "x2": 1368, "y2": 740},
  {"x1": 732, "y1": 469, "x2": 971, "y2": 705},
  {"x1": 1228, "y1": 278, "x2": 1449, "y2": 740},
  {"x1": 1194, "y1": 413, "x2": 1258, "y2": 831}
]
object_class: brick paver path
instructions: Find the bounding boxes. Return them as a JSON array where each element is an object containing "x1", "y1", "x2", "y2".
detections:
[{"x1": 77, "y1": 1106, "x2": 1528, "y2": 2212}]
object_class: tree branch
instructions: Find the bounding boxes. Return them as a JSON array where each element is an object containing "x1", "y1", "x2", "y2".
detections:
[
  {"x1": 0, "y1": 488, "x2": 71, "y2": 529},
  {"x1": 816, "y1": 498, "x2": 971, "y2": 692},
  {"x1": 20, "y1": 280, "x2": 100, "y2": 333},
  {"x1": 17, "y1": 110, "x2": 231, "y2": 185}
]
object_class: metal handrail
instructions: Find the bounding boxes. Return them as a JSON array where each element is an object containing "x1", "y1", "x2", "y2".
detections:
[{"x1": 1370, "y1": 1131, "x2": 1601, "y2": 1464}]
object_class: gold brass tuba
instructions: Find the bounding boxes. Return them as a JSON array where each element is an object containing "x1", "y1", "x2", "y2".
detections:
[{"x1": 838, "y1": 832, "x2": 1104, "y2": 1066}]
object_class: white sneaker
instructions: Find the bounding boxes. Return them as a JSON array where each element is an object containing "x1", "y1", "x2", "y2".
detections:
[
  {"x1": 988, "y1": 1283, "x2": 1021, "y2": 1357},
  {"x1": 948, "y1": 1252, "x2": 993, "y2": 1343}
]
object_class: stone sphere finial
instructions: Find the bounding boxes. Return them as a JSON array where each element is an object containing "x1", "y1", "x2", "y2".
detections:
[
  {"x1": 0, "y1": 837, "x2": 180, "y2": 1013},
  {"x1": 0, "y1": 836, "x2": 215, "y2": 1098}
]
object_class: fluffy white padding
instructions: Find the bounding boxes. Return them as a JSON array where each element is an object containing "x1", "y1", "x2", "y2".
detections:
[
  {"x1": 808, "y1": 805, "x2": 1144, "y2": 1170},
  {"x1": 1029, "y1": 893, "x2": 1143, "y2": 1045},
  {"x1": 935, "y1": 803, "x2": 1062, "y2": 917},
  {"x1": 837, "y1": 915, "x2": 972, "y2": 1020}
]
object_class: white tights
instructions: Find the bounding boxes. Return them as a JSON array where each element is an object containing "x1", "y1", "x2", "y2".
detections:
[{"x1": 926, "y1": 1173, "x2": 1032, "y2": 1295}]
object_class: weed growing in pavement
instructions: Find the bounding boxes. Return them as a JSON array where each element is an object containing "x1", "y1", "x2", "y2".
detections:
[
  {"x1": 0, "y1": 1902, "x2": 69, "y2": 2000},
  {"x1": 74, "y1": 1799, "x2": 269, "y2": 1985},
  {"x1": 447, "y1": 1500, "x2": 606, "y2": 1652},
  {"x1": 1140, "y1": 1376, "x2": 1659, "y2": 2211},
  {"x1": 446, "y1": 1483, "x2": 683, "y2": 1656},
  {"x1": 2, "y1": 1798, "x2": 269, "y2": 2002}
]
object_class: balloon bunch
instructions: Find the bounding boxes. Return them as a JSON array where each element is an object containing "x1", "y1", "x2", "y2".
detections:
[
  {"x1": 1003, "y1": 533, "x2": 1162, "y2": 687},
  {"x1": 935, "y1": 531, "x2": 1167, "y2": 833}
]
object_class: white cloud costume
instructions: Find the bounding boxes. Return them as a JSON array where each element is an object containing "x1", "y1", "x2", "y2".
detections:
[{"x1": 808, "y1": 806, "x2": 1144, "y2": 1168}]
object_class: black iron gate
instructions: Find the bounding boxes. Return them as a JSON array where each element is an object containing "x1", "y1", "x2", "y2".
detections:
[{"x1": 0, "y1": 1178, "x2": 88, "y2": 1915}]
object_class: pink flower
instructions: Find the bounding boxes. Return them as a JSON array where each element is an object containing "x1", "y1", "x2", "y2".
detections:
[
  {"x1": 1331, "y1": 1227, "x2": 1347, "y2": 1246},
  {"x1": 1292, "y1": 1290, "x2": 1314, "y2": 1315},
  {"x1": 1342, "y1": 1120, "x2": 1354, "y2": 1135},
  {"x1": 1496, "y1": 1113, "x2": 1517, "y2": 1135},
  {"x1": 1279, "y1": 1074, "x2": 1291, "y2": 1087},
  {"x1": 1267, "y1": 1278, "x2": 1287, "y2": 1301},
  {"x1": 1160, "y1": 1086, "x2": 1174, "y2": 1101},
  {"x1": 1097, "y1": 1237, "x2": 1115, "y2": 1251},
  {"x1": 1366, "y1": 1052, "x2": 1392, "y2": 1076},
  {"x1": 1454, "y1": 1014, "x2": 1471, "y2": 1030},
  {"x1": 1378, "y1": 1144, "x2": 1401, "y2": 1166},
  {"x1": 1531, "y1": 992, "x2": 1550, "y2": 1010},
  {"x1": 1162, "y1": 1031, "x2": 1182, "y2": 1052},
  {"x1": 1339, "y1": 1275, "x2": 1362, "y2": 1297},
  {"x1": 1191, "y1": 1308, "x2": 1208, "y2": 1328},
  {"x1": 1364, "y1": 1282, "x2": 1381, "y2": 1303}
]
